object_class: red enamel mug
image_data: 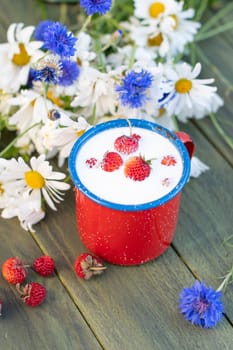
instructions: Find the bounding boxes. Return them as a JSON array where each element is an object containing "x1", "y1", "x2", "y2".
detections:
[{"x1": 69, "y1": 119, "x2": 194, "y2": 265}]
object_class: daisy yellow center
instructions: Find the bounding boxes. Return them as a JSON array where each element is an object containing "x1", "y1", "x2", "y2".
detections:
[
  {"x1": 149, "y1": 2, "x2": 165, "y2": 18},
  {"x1": 170, "y1": 14, "x2": 179, "y2": 29},
  {"x1": 12, "y1": 43, "x2": 31, "y2": 66},
  {"x1": 25, "y1": 170, "x2": 45, "y2": 189},
  {"x1": 147, "y1": 33, "x2": 163, "y2": 46},
  {"x1": 47, "y1": 90, "x2": 64, "y2": 107},
  {"x1": 158, "y1": 108, "x2": 166, "y2": 117},
  {"x1": 77, "y1": 129, "x2": 86, "y2": 137},
  {"x1": 0, "y1": 183, "x2": 4, "y2": 195},
  {"x1": 77, "y1": 57, "x2": 82, "y2": 66},
  {"x1": 175, "y1": 79, "x2": 192, "y2": 93}
]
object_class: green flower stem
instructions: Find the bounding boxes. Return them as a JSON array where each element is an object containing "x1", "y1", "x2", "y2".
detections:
[
  {"x1": 194, "y1": 0, "x2": 209, "y2": 21},
  {"x1": 209, "y1": 113, "x2": 233, "y2": 151},
  {"x1": 0, "y1": 123, "x2": 41, "y2": 158},
  {"x1": 172, "y1": 115, "x2": 180, "y2": 132},
  {"x1": 90, "y1": 104, "x2": 96, "y2": 125},
  {"x1": 128, "y1": 44, "x2": 137, "y2": 70},
  {"x1": 199, "y1": 3, "x2": 233, "y2": 33},
  {"x1": 195, "y1": 21, "x2": 233, "y2": 42},
  {"x1": 217, "y1": 264, "x2": 233, "y2": 292},
  {"x1": 94, "y1": 37, "x2": 106, "y2": 72},
  {"x1": 79, "y1": 15, "x2": 92, "y2": 33}
]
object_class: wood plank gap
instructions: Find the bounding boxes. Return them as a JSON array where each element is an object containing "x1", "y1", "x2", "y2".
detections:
[
  {"x1": 171, "y1": 243, "x2": 233, "y2": 328},
  {"x1": 28, "y1": 230, "x2": 106, "y2": 350},
  {"x1": 191, "y1": 120, "x2": 233, "y2": 168}
]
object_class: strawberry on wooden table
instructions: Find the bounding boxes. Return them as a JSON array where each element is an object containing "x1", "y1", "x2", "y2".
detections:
[
  {"x1": 74, "y1": 253, "x2": 106, "y2": 280},
  {"x1": 2, "y1": 257, "x2": 27, "y2": 285},
  {"x1": 32, "y1": 255, "x2": 55, "y2": 277},
  {"x1": 17, "y1": 282, "x2": 46, "y2": 307}
]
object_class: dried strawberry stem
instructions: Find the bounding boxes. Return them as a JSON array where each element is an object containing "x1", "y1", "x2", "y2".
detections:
[
  {"x1": 15, "y1": 283, "x2": 24, "y2": 295},
  {"x1": 89, "y1": 266, "x2": 107, "y2": 271},
  {"x1": 125, "y1": 117, "x2": 133, "y2": 136}
]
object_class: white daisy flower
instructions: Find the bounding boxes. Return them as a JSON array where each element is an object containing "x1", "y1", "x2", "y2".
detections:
[
  {"x1": 134, "y1": 0, "x2": 179, "y2": 23},
  {"x1": 74, "y1": 32, "x2": 96, "y2": 67},
  {"x1": 130, "y1": 23, "x2": 171, "y2": 58},
  {"x1": 190, "y1": 156, "x2": 209, "y2": 178},
  {"x1": 1, "y1": 196, "x2": 45, "y2": 232},
  {"x1": 163, "y1": 6, "x2": 201, "y2": 55},
  {"x1": 0, "y1": 155, "x2": 70, "y2": 211},
  {"x1": 0, "y1": 23, "x2": 43, "y2": 93},
  {"x1": 48, "y1": 116, "x2": 90, "y2": 166},
  {"x1": 8, "y1": 89, "x2": 55, "y2": 132},
  {"x1": 161, "y1": 62, "x2": 224, "y2": 121},
  {"x1": 71, "y1": 67, "x2": 118, "y2": 118}
]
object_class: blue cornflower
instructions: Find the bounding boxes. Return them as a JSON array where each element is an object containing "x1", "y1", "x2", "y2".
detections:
[
  {"x1": 116, "y1": 69, "x2": 153, "y2": 109},
  {"x1": 34, "y1": 20, "x2": 55, "y2": 41},
  {"x1": 179, "y1": 280, "x2": 224, "y2": 328},
  {"x1": 31, "y1": 56, "x2": 63, "y2": 85},
  {"x1": 58, "y1": 59, "x2": 80, "y2": 86},
  {"x1": 42, "y1": 22, "x2": 77, "y2": 57},
  {"x1": 80, "y1": 0, "x2": 112, "y2": 15}
]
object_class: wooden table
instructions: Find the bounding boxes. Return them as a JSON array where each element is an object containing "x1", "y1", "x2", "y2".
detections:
[{"x1": 0, "y1": 1, "x2": 232, "y2": 349}]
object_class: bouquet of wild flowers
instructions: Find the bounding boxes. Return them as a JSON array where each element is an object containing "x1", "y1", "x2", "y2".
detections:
[{"x1": 0, "y1": 0, "x2": 231, "y2": 231}]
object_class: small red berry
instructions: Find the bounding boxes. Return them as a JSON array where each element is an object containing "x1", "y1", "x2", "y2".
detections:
[
  {"x1": 124, "y1": 155, "x2": 151, "y2": 181},
  {"x1": 2, "y1": 257, "x2": 27, "y2": 285},
  {"x1": 101, "y1": 151, "x2": 123, "y2": 172},
  {"x1": 74, "y1": 253, "x2": 106, "y2": 280},
  {"x1": 161, "y1": 155, "x2": 177, "y2": 166},
  {"x1": 17, "y1": 282, "x2": 46, "y2": 307},
  {"x1": 114, "y1": 134, "x2": 140, "y2": 154},
  {"x1": 33, "y1": 255, "x2": 55, "y2": 277},
  {"x1": 85, "y1": 157, "x2": 98, "y2": 168}
]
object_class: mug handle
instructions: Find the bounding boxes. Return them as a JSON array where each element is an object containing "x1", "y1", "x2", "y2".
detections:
[{"x1": 175, "y1": 131, "x2": 195, "y2": 159}]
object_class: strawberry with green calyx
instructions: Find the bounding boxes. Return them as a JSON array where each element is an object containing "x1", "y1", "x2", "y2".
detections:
[
  {"x1": 74, "y1": 253, "x2": 106, "y2": 280},
  {"x1": 16, "y1": 282, "x2": 46, "y2": 307},
  {"x1": 2, "y1": 257, "x2": 27, "y2": 285},
  {"x1": 124, "y1": 155, "x2": 152, "y2": 181},
  {"x1": 101, "y1": 151, "x2": 123, "y2": 172},
  {"x1": 32, "y1": 255, "x2": 55, "y2": 277}
]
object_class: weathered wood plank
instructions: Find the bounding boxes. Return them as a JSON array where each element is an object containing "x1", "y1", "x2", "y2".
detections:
[
  {"x1": 30, "y1": 197, "x2": 233, "y2": 350},
  {"x1": 0, "y1": 217, "x2": 103, "y2": 350},
  {"x1": 174, "y1": 121, "x2": 233, "y2": 319},
  {"x1": 194, "y1": 8, "x2": 233, "y2": 164}
]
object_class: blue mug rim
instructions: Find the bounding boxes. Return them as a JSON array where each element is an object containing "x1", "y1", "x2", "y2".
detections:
[{"x1": 68, "y1": 119, "x2": 191, "y2": 211}]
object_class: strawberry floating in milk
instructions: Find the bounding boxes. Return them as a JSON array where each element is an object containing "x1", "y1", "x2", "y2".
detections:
[{"x1": 69, "y1": 119, "x2": 194, "y2": 265}]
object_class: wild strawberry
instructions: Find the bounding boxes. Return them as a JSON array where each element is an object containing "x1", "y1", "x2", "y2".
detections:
[
  {"x1": 85, "y1": 157, "x2": 97, "y2": 168},
  {"x1": 124, "y1": 155, "x2": 151, "y2": 181},
  {"x1": 114, "y1": 134, "x2": 141, "y2": 154},
  {"x1": 161, "y1": 155, "x2": 177, "y2": 166},
  {"x1": 32, "y1": 255, "x2": 55, "y2": 277},
  {"x1": 74, "y1": 253, "x2": 106, "y2": 280},
  {"x1": 17, "y1": 282, "x2": 46, "y2": 307},
  {"x1": 2, "y1": 257, "x2": 27, "y2": 285},
  {"x1": 101, "y1": 151, "x2": 123, "y2": 172}
]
